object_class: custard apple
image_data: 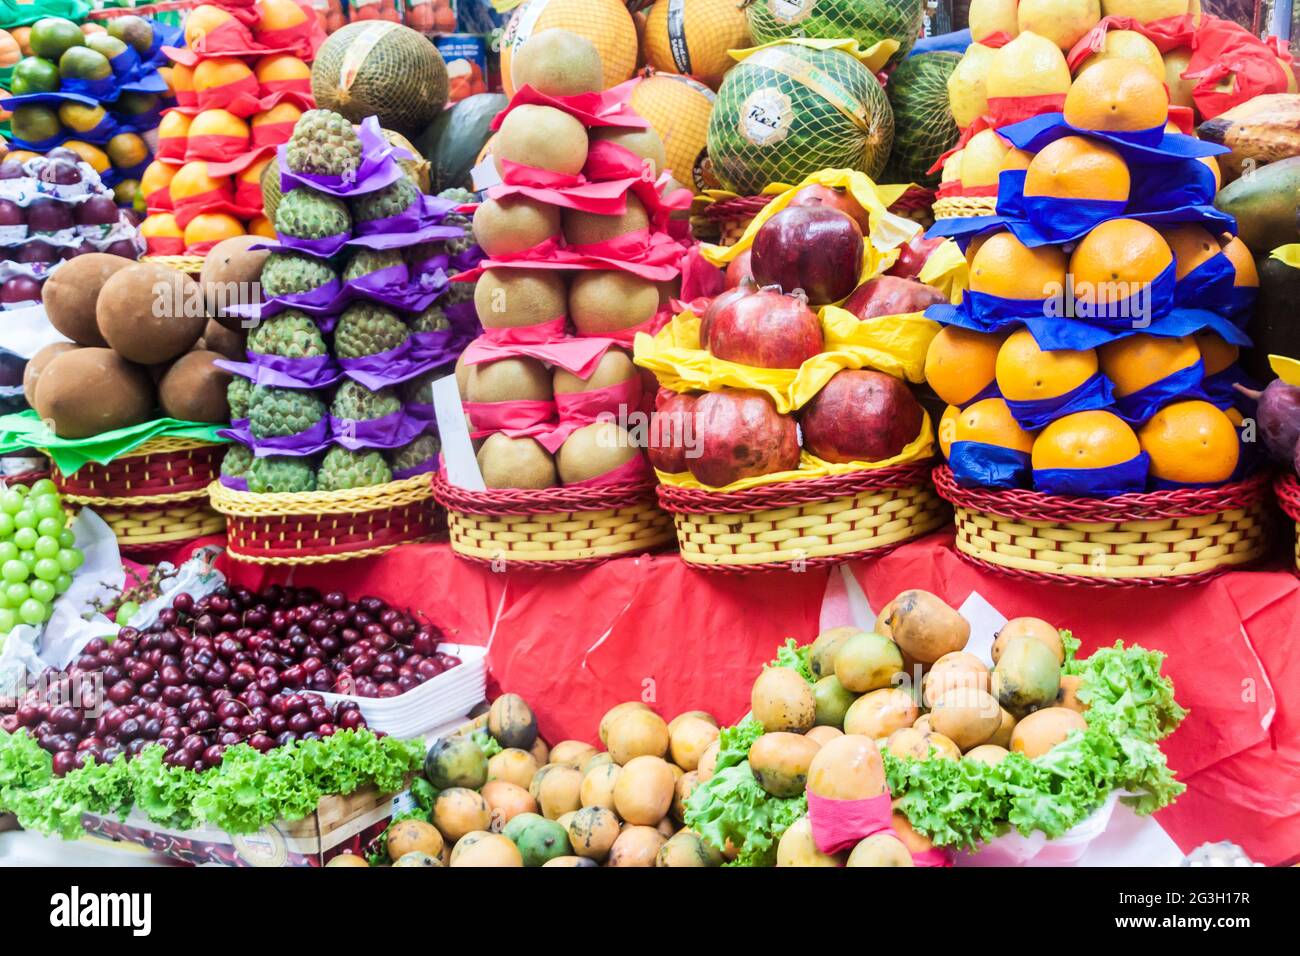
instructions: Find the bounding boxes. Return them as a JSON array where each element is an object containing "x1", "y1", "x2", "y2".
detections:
[
  {"x1": 399, "y1": 369, "x2": 439, "y2": 404},
  {"x1": 247, "y1": 309, "x2": 328, "y2": 358},
  {"x1": 220, "y1": 443, "x2": 254, "y2": 478},
  {"x1": 406, "y1": 304, "x2": 449, "y2": 334},
  {"x1": 317, "y1": 446, "x2": 392, "y2": 491},
  {"x1": 342, "y1": 248, "x2": 405, "y2": 282},
  {"x1": 351, "y1": 177, "x2": 419, "y2": 225},
  {"x1": 331, "y1": 379, "x2": 401, "y2": 422},
  {"x1": 260, "y1": 252, "x2": 337, "y2": 298},
  {"x1": 389, "y1": 434, "x2": 440, "y2": 472},
  {"x1": 246, "y1": 455, "x2": 318, "y2": 493},
  {"x1": 333, "y1": 302, "x2": 408, "y2": 359},
  {"x1": 228, "y1": 376, "x2": 253, "y2": 420},
  {"x1": 285, "y1": 109, "x2": 362, "y2": 178},
  {"x1": 248, "y1": 385, "x2": 329, "y2": 439},
  {"x1": 274, "y1": 187, "x2": 351, "y2": 240}
]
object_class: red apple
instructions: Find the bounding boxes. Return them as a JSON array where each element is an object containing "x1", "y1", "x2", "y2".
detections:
[
  {"x1": 750, "y1": 205, "x2": 864, "y2": 305},
  {"x1": 647, "y1": 392, "x2": 698, "y2": 473},
  {"x1": 887, "y1": 234, "x2": 946, "y2": 280},
  {"x1": 689, "y1": 389, "x2": 800, "y2": 487},
  {"x1": 788, "y1": 184, "x2": 870, "y2": 232},
  {"x1": 724, "y1": 247, "x2": 753, "y2": 289},
  {"x1": 800, "y1": 370, "x2": 923, "y2": 463},
  {"x1": 707, "y1": 288, "x2": 823, "y2": 369},
  {"x1": 698, "y1": 276, "x2": 756, "y2": 350},
  {"x1": 842, "y1": 275, "x2": 947, "y2": 321},
  {"x1": 1, "y1": 276, "x2": 43, "y2": 306}
]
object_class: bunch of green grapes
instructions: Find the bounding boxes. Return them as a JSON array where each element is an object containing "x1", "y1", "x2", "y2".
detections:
[{"x1": 0, "y1": 479, "x2": 84, "y2": 633}]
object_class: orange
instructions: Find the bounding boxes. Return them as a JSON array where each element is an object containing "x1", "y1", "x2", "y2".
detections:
[
  {"x1": 170, "y1": 62, "x2": 194, "y2": 97},
  {"x1": 1193, "y1": 331, "x2": 1239, "y2": 376},
  {"x1": 158, "y1": 110, "x2": 192, "y2": 142},
  {"x1": 256, "y1": 0, "x2": 310, "y2": 31},
  {"x1": 184, "y1": 5, "x2": 237, "y2": 47},
  {"x1": 938, "y1": 405, "x2": 961, "y2": 458},
  {"x1": 140, "y1": 160, "x2": 178, "y2": 198},
  {"x1": 1064, "y1": 59, "x2": 1169, "y2": 132},
  {"x1": 251, "y1": 102, "x2": 302, "y2": 131},
  {"x1": 1023, "y1": 136, "x2": 1130, "y2": 202},
  {"x1": 1219, "y1": 235, "x2": 1258, "y2": 287},
  {"x1": 1199, "y1": 155, "x2": 1221, "y2": 191},
  {"x1": 60, "y1": 140, "x2": 110, "y2": 174},
  {"x1": 1000, "y1": 148, "x2": 1034, "y2": 172},
  {"x1": 1068, "y1": 219, "x2": 1173, "y2": 308},
  {"x1": 248, "y1": 215, "x2": 277, "y2": 239},
  {"x1": 239, "y1": 156, "x2": 273, "y2": 189},
  {"x1": 141, "y1": 213, "x2": 183, "y2": 241},
  {"x1": 1138, "y1": 400, "x2": 1238, "y2": 483},
  {"x1": 169, "y1": 162, "x2": 231, "y2": 203},
  {"x1": 193, "y1": 57, "x2": 255, "y2": 94},
  {"x1": 996, "y1": 328, "x2": 1099, "y2": 402},
  {"x1": 1224, "y1": 406, "x2": 1245, "y2": 427},
  {"x1": 254, "y1": 53, "x2": 311, "y2": 84},
  {"x1": 954, "y1": 398, "x2": 1037, "y2": 453},
  {"x1": 988, "y1": 32, "x2": 1072, "y2": 99},
  {"x1": 1032, "y1": 410, "x2": 1142, "y2": 470},
  {"x1": 1098, "y1": 334, "x2": 1200, "y2": 397},
  {"x1": 925, "y1": 326, "x2": 1008, "y2": 406},
  {"x1": 965, "y1": 232, "x2": 992, "y2": 265},
  {"x1": 189, "y1": 109, "x2": 250, "y2": 140},
  {"x1": 183, "y1": 212, "x2": 245, "y2": 248},
  {"x1": 970, "y1": 231, "x2": 1068, "y2": 300},
  {"x1": 1161, "y1": 224, "x2": 1219, "y2": 280}
]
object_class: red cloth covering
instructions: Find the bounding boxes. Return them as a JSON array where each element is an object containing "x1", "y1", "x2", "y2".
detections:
[
  {"x1": 807, "y1": 790, "x2": 893, "y2": 855},
  {"x1": 1187, "y1": 16, "x2": 1291, "y2": 119}
]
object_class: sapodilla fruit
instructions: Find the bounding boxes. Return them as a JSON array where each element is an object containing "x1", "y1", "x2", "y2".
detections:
[
  {"x1": 591, "y1": 124, "x2": 667, "y2": 176},
  {"x1": 562, "y1": 193, "x2": 649, "y2": 245},
  {"x1": 476, "y1": 433, "x2": 558, "y2": 489},
  {"x1": 472, "y1": 195, "x2": 561, "y2": 257},
  {"x1": 568, "y1": 271, "x2": 659, "y2": 335},
  {"x1": 35, "y1": 348, "x2": 155, "y2": 439},
  {"x1": 509, "y1": 29, "x2": 603, "y2": 97},
  {"x1": 494, "y1": 104, "x2": 589, "y2": 177},
  {"x1": 553, "y1": 349, "x2": 638, "y2": 394},
  {"x1": 97, "y1": 262, "x2": 205, "y2": 365},
  {"x1": 200, "y1": 235, "x2": 269, "y2": 331},
  {"x1": 474, "y1": 268, "x2": 568, "y2": 329},
  {"x1": 41, "y1": 252, "x2": 133, "y2": 347},
  {"x1": 158, "y1": 350, "x2": 231, "y2": 423},
  {"x1": 465, "y1": 356, "x2": 553, "y2": 403},
  {"x1": 23, "y1": 342, "x2": 79, "y2": 406},
  {"x1": 556, "y1": 421, "x2": 639, "y2": 484}
]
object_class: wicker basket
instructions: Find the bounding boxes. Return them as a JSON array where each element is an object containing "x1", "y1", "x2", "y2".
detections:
[
  {"x1": 655, "y1": 461, "x2": 948, "y2": 571},
  {"x1": 431, "y1": 473, "x2": 675, "y2": 567},
  {"x1": 140, "y1": 254, "x2": 207, "y2": 276},
  {"x1": 695, "y1": 194, "x2": 775, "y2": 246},
  {"x1": 209, "y1": 474, "x2": 439, "y2": 565},
  {"x1": 1274, "y1": 472, "x2": 1300, "y2": 572},
  {"x1": 51, "y1": 437, "x2": 226, "y2": 552},
  {"x1": 889, "y1": 185, "x2": 937, "y2": 229},
  {"x1": 933, "y1": 465, "x2": 1273, "y2": 586},
  {"x1": 932, "y1": 195, "x2": 997, "y2": 220}
]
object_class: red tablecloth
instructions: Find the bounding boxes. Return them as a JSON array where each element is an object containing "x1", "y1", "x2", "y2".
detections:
[{"x1": 215, "y1": 533, "x2": 1300, "y2": 865}]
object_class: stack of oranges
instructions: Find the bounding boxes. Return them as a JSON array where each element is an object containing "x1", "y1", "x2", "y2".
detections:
[
  {"x1": 140, "y1": 0, "x2": 319, "y2": 255},
  {"x1": 927, "y1": 49, "x2": 1256, "y2": 496}
]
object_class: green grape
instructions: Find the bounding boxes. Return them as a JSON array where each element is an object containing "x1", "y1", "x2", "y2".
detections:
[
  {"x1": 5, "y1": 582, "x2": 28, "y2": 605},
  {"x1": 57, "y1": 529, "x2": 75, "y2": 548},
  {"x1": 0, "y1": 608, "x2": 15, "y2": 633},
  {"x1": 29, "y1": 479, "x2": 56, "y2": 497},
  {"x1": 31, "y1": 495, "x2": 62, "y2": 521},
  {"x1": 57, "y1": 548, "x2": 84, "y2": 573},
  {"x1": 10, "y1": 484, "x2": 27, "y2": 497},
  {"x1": 18, "y1": 550, "x2": 36, "y2": 570},
  {"x1": 0, "y1": 513, "x2": 13, "y2": 538},
  {"x1": 0, "y1": 542, "x2": 17, "y2": 564},
  {"x1": 37, "y1": 515, "x2": 64, "y2": 537},
  {"x1": 29, "y1": 579, "x2": 55, "y2": 604},
  {"x1": 33, "y1": 558, "x2": 60, "y2": 582},
  {"x1": 13, "y1": 527, "x2": 37, "y2": 551},
  {"x1": 0, "y1": 590, "x2": 9, "y2": 610},
  {"x1": 1, "y1": 559, "x2": 27, "y2": 583},
  {"x1": 13, "y1": 510, "x2": 36, "y2": 531},
  {"x1": 19, "y1": 598, "x2": 46, "y2": 626},
  {"x1": 0, "y1": 491, "x2": 23, "y2": 515},
  {"x1": 54, "y1": 573, "x2": 72, "y2": 594},
  {"x1": 33, "y1": 536, "x2": 59, "y2": 560},
  {"x1": 117, "y1": 600, "x2": 140, "y2": 625}
]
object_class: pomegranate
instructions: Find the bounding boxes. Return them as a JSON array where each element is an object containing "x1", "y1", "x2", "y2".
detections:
[
  {"x1": 689, "y1": 389, "x2": 800, "y2": 486},
  {"x1": 842, "y1": 275, "x2": 948, "y2": 321},
  {"x1": 800, "y1": 370, "x2": 924, "y2": 463},
  {"x1": 647, "y1": 392, "x2": 699, "y2": 473},
  {"x1": 751, "y1": 205, "x2": 864, "y2": 305},
  {"x1": 707, "y1": 288, "x2": 823, "y2": 369}
]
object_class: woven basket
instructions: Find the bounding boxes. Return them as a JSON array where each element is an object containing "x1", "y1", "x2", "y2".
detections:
[
  {"x1": 140, "y1": 254, "x2": 207, "y2": 276},
  {"x1": 431, "y1": 473, "x2": 675, "y2": 567},
  {"x1": 889, "y1": 185, "x2": 937, "y2": 229},
  {"x1": 0, "y1": 465, "x2": 51, "y2": 486},
  {"x1": 209, "y1": 474, "x2": 439, "y2": 565},
  {"x1": 656, "y1": 461, "x2": 948, "y2": 571},
  {"x1": 698, "y1": 194, "x2": 774, "y2": 246},
  {"x1": 51, "y1": 437, "x2": 226, "y2": 552},
  {"x1": 932, "y1": 195, "x2": 997, "y2": 220},
  {"x1": 1274, "y1": 472, "x2": 1300, "y2": 572},
  {"x1": 933, "y1": 465, "x2": 1273, "y2": 586}
]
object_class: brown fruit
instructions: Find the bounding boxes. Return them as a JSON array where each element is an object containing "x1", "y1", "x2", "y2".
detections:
[
  {"x1": 553, "y1": 348, "x2": 638, "y2": 394},
  {"x1": 562, "y1": 193, "x2": 649, "y2": 245},
  {"x1": 555, "y1": 421, "x2": 639, "y2": 484},
  {"x1": 472, "y1": 195, "x2": 561, "y2": 257},
  {"x1": 200, "y1": 235, "x2": 268, "y2": 331},
  {"x1": 200, "y1": 318, "x2": 246, "y2": 361},
  {"x1": 476, "y1": 433, "x2": 557, "y2": 489},
  {"x1": 494, "y1": 104, "x2": 589, "y2": 176},
  {"x1": 35, "y1": 348, "x2": 155, "y2": 439},
  {"x1": 465, "y1": 356, "x2": 553, "y2": 403},
  {"x1": 474, "y1": 268, "x2": 568, "y2": 329},
  {"x1": 42, "y1": 253, "x2": 132, "y2": 346},
  {"x1": 568, "y1": 270, "x2": 660, "y2": 336},
  {"x1": 592, "y1": 124, "x2": 666, "y2": 176},
  {"x1": 511, "y1": 29, "x2": 603, "y2": 97},
  {"x1": 97, "y1": 263, "x2": 205, "y2": 365},
  {"x1": 157, "y1": 350, "x2": 231, "y2": 423},
  {"x1": 23, "y1": 342, "x2": 79, "y2": 406}
]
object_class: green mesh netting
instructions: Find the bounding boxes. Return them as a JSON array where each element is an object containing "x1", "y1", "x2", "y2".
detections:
[
  {"x1": 743, "y1": 0, "x2": 926, "y2": 65},
  {"x1": 707, "y1": 43, "x2": 893, "y2": 196},
  {"x1": 882, "y1": 51, "x2": 961, "y2": 188}
]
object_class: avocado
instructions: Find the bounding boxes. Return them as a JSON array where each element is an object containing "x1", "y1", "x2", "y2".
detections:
[
  {"x1": 1212, "y1": 156, "x2": 1300, "y2": 254},
  {"x1": 1245, "y1": 253, "x2": 1300, "y2": 383}
]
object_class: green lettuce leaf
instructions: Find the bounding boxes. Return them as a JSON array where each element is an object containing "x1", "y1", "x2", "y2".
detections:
[{"x1": 770, "y1": 639, "x2": 814, "y2": 684}]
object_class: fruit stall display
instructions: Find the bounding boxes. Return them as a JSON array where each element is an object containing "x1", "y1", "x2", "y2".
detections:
[
  {"x1": 0, "y1": 253, "x2": 232, "y2": 549},
  {"x1": 139, "y1": 0, "x2": 324, "y2": 257},
  {"x1": 0, "y1": 477, "x2": 84, "y2": 632},
  {"x1": 430, "y1": 28, "x2": 688, "y2": 566},
  {"x1": 206, "y1": 105, "x2": 469, "y2": 564},
  {"x1": 2, "y1": 13, "x2": 177, "y2": 212}
]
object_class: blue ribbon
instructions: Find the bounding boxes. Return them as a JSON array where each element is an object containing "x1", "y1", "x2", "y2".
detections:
[
  {"x1": 1034, "y1": 452, "x2": 1151, "y2": 497},
  {"x1": 1113, "y1": 359, "x2": 1207, "y2": 425},
  {"x1": 926, "y1": 213, "x2": 1008, "y2": 244},
  {"x1": 1221, "y1": 285, "x2": 1258, "y2": 326},
  {"x1": 1202, "y1": 364, "x2": 1259, "y2": 412},
  {"x1": 1068, "y1": 259, "x2": 1176, "y2": 326},
  {"x1": 999, "y1": 113, "x2": 1228, "y2": 163},
  {"x1": 59, "y1": 75, "x2": 118, "y2": 101},
  {"x1": 996, "y1": 168, "x2": 1129, "y2": 245},
  {"x1": 1004, "y1": 370, "x2": 1116, "y2": 431},
  {"x1": 108, "y1": 47, "x2": 143, "y2": 81},
  {"x1": 1128, "y1": 156, "x2": 1218, "y2": 213},
  {"x1": 1174, "y1": 252, "x2": 1235, "y2": 313},
  {"x1": 949, "y1": 442, "x2": 1032, "y2": 490}
]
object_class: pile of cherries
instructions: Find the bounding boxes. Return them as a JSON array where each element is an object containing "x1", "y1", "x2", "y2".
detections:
[{"x1": 0, "y1": 586, "x2": 460, "y2": 775}]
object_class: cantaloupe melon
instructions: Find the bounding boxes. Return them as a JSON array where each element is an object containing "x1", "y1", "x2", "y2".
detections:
[
  {"x1": 625, "y1": 73, "x2": 715, "y2": 193},
  {"x1": 500, "y1": 0, "x2": 639, "y2": 96}
]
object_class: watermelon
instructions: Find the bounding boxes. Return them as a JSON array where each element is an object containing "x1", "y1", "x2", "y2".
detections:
[
  {"x1": 882, "y1": 52, "x2": 962, "y2": 188},
  {"x1": 416, "y1": 92, "x2": 508, "y2": 192},
  {"x1": 707, "y1": 43, "x2": 893, "y2": 195},
  {"x1": 745, "y1": 0, "x2": 926, "y2": 66}
]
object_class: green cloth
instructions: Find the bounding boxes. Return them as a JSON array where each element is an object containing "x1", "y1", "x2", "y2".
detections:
[
  {"x1": 0, "y1": 0, "x2": 90, "y2": 29},
  {"x1": 0, "y1": 410, "x2": 228, "y2": 475}
]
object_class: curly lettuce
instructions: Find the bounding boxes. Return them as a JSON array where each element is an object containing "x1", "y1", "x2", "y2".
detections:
[{"x1": 770, "y1": 638, "x2": 815, "y2": 684}]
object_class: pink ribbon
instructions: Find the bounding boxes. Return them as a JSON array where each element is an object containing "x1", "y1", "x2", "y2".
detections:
[
  {"x1": 806, "y1": 790, "x2": 894, "y2": 856},
  {"x1": 490, "y1": 83, "x2": 648, "y2": 131},
  {"x1": 462, "y1": 399, "x2": 556, "y2": 432},
  {"x1": 554, "y1": 377, "x2": 643, "y2": 426},
  {"x1": 562, "y1": 451, "x2": 652, "y2": 488}
]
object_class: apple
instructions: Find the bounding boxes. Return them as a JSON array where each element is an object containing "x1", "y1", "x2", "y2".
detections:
[
  {"x1": 707, "y1": 287, "x2": 823, "y2": 369},
  {"x1": 724, "y1": 247, "x2": 753, "y2": 289},
  {"x1": 887, "y1": 234, "x2": 946, "y2": 281},
  {"x1": 27, "y1": 199, "x2": 74, "y2": 235},
  {"x1": 788, "y1": 183, "x2": 870, "y2": 232},
  {"x1": 689, "y1": 389, "x2": 800, "y2": 487},
  {"x1": 0, "y1": 276, "x2": 43, "y2": 306},
  {"x1": 800, "y1": 369, "x2": 924, "y2": 463},
  {"x1": 647, "y1": 392, "x2": 699, "y2": 473},
  {"x1": 842, "y1": 275, "x2": 947, "y2": 321},
  {"x1": 0, "y1": 199, "x2": 23, "y2": 226},
  {"x1": 15, "y1": 240, "x2": 56, "y2": 264},
  {"x1": 698, "y1": 276, "x2": 756, "y2": 350},
  {"x1": 75, "y1": 196, "x2": 121, "y2": 227},
  {"x1": 750, "y1": 205, "x2": 864, "y2": 305}
]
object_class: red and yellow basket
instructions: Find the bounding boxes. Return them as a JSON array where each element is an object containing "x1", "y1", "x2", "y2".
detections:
[
  {"x1": 1274, "y1": 472, "x2": 1300, "y2": 573},
  {"x1": 933, "y1": 465, "x2": 1273, "y2": 586},
  {"x1": 656, "y1": 461, "x2": 947, "y2": 571},
  {"x1": 208, "y1": 474, "x2": 439, "y2": 565},
  {"x1": 431, "y1": 473, "x2": 674, "y2": 567},
  {"x1": 139, "y1": 254, "x2": 207, "y2": 276},
  {"x1": 52, "y1": 437, "x2": 226, "y2": 553}
]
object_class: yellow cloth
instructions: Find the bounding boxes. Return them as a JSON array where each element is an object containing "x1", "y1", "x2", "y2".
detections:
[
  {"x1": 918, "y1": 237, "x2": 970, "y2": 304},
  {"x1": 728, "y1": 36, "x2": 901, "y2": 75}
]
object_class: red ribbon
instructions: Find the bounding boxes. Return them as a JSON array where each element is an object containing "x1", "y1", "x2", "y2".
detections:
[
  {"x1": 491, "y1": 82, "x2": 648, "y2": 132},
  {"x1": 145, "y1": 234, "x2": 185, "y2": 255},
  {"x1": 185, "y1": 132, "x2": 252, "y2": 163}
]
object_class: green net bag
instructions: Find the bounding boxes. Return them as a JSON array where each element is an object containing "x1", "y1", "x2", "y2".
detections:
[
  {"x1": 881, "y1": 50, "x2": 961, "y2": 189},
  {"x1": 742, "y1": 0, "x2": 926, "y2": 66}
]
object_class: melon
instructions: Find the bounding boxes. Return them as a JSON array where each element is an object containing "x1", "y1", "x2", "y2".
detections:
[
  {"x1": 744, "y1": 0, "x2": 925, "y2": 66},
  {"x1": 494, "y1": 104, "x2": 589, "y2": 177},
  {"x1": 500, "y1": 0, "x2": 639, "y2": 96},
  {"x1": 708, "y1": 43, "x2": 893, "y2": 195},
  {"x1": 416, "y1": 92, "x2": 508, "y2": 193},
  {"x1": 510, "y1": 28, "x2": 603, "y2": 97},
  {"x1": 626, "y1": 73, "x2": 715, "y2": 192},
  {"x1": 312, "y1": 21, "x2": 449, "y2": 136},
  {"x1": 643, "y1": 0, "x2": 751, "y2": 90},
  {"x1": 883, "y1": 51, "x2": 961, "y2": 187}
]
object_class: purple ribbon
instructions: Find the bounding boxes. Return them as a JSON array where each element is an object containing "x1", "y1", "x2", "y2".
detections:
[
  {"x1": 247, "y1": 419, "x2": 334, "y2": 458},
  {"x1": 350, "y1": 192, "x2": 464, "y2": 249},
  {"x1": 277, "y1": 118, "x2": 404, "y2": 198},
  {"x1": 219, "y1": 474, "x2": 250, "y2": 491},
  {"x1": 337, "y1": 339, "x2": 435, "y2": 390},
  {"x1": 228, "y1": 279, "x2": 342, "y2": 323},
  {"x1": 330, "y1": 409, "x2": 426, "y2": 450},
  {"x1": 405, "y1": 402, "x2": 436, "y2": 427},
  {"x1": 339, "y1": 265, "x2": 445, "y2": 313},
  {"x1": 408, "y1": 328, "x2": 470, "y2": 366},
  {"x1": 392, "y1": 458, "x2": 437, "y2": 480},
  {"x1": 259, "y1": 231, "x2": 352, "y2": 258},
  {"x1": 218, "y1": 354, "x2": 344, "y2": 390}
]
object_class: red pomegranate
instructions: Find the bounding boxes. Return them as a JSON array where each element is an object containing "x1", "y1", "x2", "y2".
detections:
[
  {"x1": 787, "y1": 183, "x2": 871, "y2": 233},
  {"x1": 647, "y1": 392, "x2": 699, "y2": 473},
  {"x1": 800, "y1": 369, "x2": 924, "y2": 463},
  {"x1": 707, "y1": 288, "x2": 823, "y2": 369},
  {"x1": 698, "y1": 276, "x2": 756, "y2": 350},
  {"x1": 689, "y1": 389, "x2": 800, "y2": 487},
  {"x1": 751, "y1": 205, "x2": 865, "y2": 305}
]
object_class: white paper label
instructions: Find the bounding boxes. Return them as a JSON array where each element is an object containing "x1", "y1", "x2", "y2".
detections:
[{"x1": 432, "y1": 374, "x2": 485, "y2": 491}]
